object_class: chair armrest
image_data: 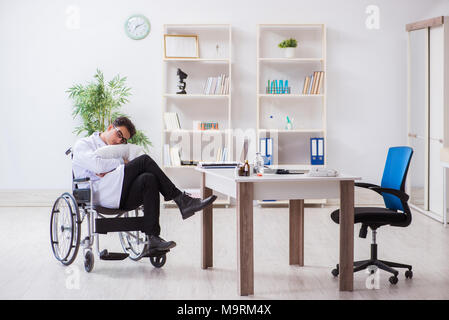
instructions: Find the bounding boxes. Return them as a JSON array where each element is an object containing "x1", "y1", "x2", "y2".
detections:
[
  {"x1": 369, "y1": 187, "x2": 409, "y2": 202},
  {"x1": 355, "y1": 182, "x2": 381, "y2": 189},
  {"x1": 73, "y1": 177, "x2": 90, "y2": 183}
]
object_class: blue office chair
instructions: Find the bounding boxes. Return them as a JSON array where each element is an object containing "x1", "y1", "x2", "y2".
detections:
[{"x1": 330, "y1": 146, "x2": 414, "y2": 285}]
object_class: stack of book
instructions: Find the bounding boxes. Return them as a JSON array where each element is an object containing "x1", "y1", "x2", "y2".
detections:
[
  {"x1": 302, "y1": 71, "x2": 324, "y2": 95},
  {"x1": 164, "y1": 144, "x2": 199, "y2": 167},
  {"x1": 203, "y1": 74, "x2": 230, "y2": 95},
  {"x1": 215, "y1": 147, "x2": 228, "y2": 162},
  {"x1": 164, "y1": 112, "x2": 181, "y2": 130},
  {"x1": 266, "y1": 80, "x2": 290, "y2": 94},
  {"x1": 163, "y1": 144, "x2": 181, "y2": 167},
  {"x1": 198, "y1": 122, "x2": 219, "y2": 130}
]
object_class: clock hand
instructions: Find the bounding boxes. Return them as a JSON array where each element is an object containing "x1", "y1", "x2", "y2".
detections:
[{"x1": 133, "y1": 23, "x2": 144, "y2": 31}]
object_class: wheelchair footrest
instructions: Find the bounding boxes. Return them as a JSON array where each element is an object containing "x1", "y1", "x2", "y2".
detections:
[
  {"x1": 95, "y1": 217, "x2": 146, "y2": 234},
  {"x1": 143, "y1": 248, "x2": 170, "y2": 258},
  {"x1": 99, "y1": 249, "x2": 129, "y2": 261}
]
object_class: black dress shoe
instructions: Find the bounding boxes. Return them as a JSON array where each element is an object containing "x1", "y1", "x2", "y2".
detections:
[
  {"x1": 173, "y1": 191, "x2": 218, "y2": 220},
  {"x1": 147, "y1": 235, "x2": 176, "y2": 251}
]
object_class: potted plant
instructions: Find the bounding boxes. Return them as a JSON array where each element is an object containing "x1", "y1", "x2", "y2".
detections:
[
  {"x1": 67, "y1": 69, "x2": 151, "y2": 150},
  {"x1": 278, "y1": 38, "x2": 298, "y2": 58}
]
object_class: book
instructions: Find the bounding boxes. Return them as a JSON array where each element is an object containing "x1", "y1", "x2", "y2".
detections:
[
  {"x1": 164, "y1": 112, "x2": 181, "y2": 130},
  {"x1": 302, "y1": 76, "x2": 310, "y2": 94},
  {"x1": 311, "y1": 71, "x2": 318, "y2": 95},
  {"x1": 170, "y1": 147, "x2": 181, "y2": 167},
  {"x1": 316, "y1": 71, "x2": 324, "y2": 94},
  {"x1": 163, "y1": 144, "x2": 171, "y2": 166},
  {"x1": 308, "y1": 74, "x2": 314, "y2": 94}
]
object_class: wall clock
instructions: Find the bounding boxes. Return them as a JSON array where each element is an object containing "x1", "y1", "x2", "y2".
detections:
[{"x1": 124, "y1": 14, "x2": 151, "y2": 40}]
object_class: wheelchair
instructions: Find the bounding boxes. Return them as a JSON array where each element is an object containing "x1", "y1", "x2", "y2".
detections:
[{"x1": 50, "y1": 148, "x2": 169, "y2": 272}]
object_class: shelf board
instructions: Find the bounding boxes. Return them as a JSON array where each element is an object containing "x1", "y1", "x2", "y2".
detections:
[
  {"x1": 259, "y1": 58, "x2": 323, "y2": 62},
  {"x1": 163, "y1": 58, "x2": 230, "y2": 63},
  {"x1": 258, "y1": 94, "x2": 324, "y2": 98},
  {"x1": 258, "y1": 129, "x2": 324, "y2": 133},
  {"x1": 163, "y1": 94, "x2": 229, "y2": 98},
  {"x1": 164, "y1": 129, "x2": 226, "y2": 133}
]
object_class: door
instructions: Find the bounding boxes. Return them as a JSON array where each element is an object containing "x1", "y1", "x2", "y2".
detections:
[{"x1": 408, "y1": 28, "x2": 429, "y2": 211}]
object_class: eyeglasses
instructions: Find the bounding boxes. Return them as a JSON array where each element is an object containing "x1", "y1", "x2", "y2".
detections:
[{"x1": 113, "y1": 125, "x2": 128, "y2": 144}]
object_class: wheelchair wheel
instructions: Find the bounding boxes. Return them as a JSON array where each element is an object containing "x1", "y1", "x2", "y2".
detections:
[
  {"x1": 84, "y1": 250, "x2": 94, "y2": 272},
  {"x1": 150, "y1": 254, "x2": 166, "y2": 268},
  {"x1": 50, "y1": 192, "x2": 81, "y2": 266},
  {"x1": 118, "y1": 208, "x2": 148, "y2": 261}
]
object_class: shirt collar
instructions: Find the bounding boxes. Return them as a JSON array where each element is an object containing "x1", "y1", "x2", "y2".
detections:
[{"x1": 93, "y1": 131, "x2": 107, "y2": 148}]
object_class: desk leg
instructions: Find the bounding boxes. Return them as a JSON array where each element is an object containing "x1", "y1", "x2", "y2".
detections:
[
  {"x1": 444, "y1": 167, "x2": 447, "y2": 226},
  {"x1": 339, "y1": 180, "x2": 354, "y2": 291},
  {"x1": 201, "y1": 173, "x2": 213, "y2": 269},
  {"x1": 289, "y1": 199, "x2": 304, "y2": 266},
  {"x1": 237, "y1": 182, "x2": 254, "y2": 296}
]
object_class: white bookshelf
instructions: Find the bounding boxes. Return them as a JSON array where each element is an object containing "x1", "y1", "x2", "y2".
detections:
[
  {"x1": 162, "y1": 24, "x2": 232, "y2": 207},
  {"x1": 257, "y1": 24, "x2": 327, "y2": 206}
]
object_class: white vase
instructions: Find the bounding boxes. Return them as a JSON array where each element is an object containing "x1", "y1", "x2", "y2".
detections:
[{"x1": 284, "y1": 47, "x2": 295, "y2": 58}]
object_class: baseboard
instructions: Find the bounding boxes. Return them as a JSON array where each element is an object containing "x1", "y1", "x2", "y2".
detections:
[{"x1": 0, "y1": 187, "x2": 384, "y2": 207}]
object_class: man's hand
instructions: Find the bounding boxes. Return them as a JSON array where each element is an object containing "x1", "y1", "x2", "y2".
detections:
[
  {"x1": 96, "y1": 172, "x2": 108, "y2": 178},
  {"x1": 123, "y1": 158, "x2": 129, "y2": 165}
]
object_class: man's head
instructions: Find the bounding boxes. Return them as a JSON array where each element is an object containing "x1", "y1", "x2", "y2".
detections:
[{"x1": 101, "y1": 116, "x2": 136, "y2": 145}]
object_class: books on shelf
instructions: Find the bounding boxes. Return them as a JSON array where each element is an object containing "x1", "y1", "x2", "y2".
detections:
[
  {"x1": 310, "y1": 137, "x2": 325, "y2": 165},
  {"x1": 198, "y1": 122, "x2": 219, "y2": 130},
  {"x1": 266, "y1": 80, "x2": 290, "y2": 94},
  {"x1": 215, "y1": 147, "x2": 228, "y2": 162},
  {"x1": 170, "y1": 146, "x2": 181, "y2": 167},
  {"x1": 203, "y1": 74, "x2": 229, "y2": 95},
  {"x1": 259, "y1": 138, "x2": 273, "y2": 165},
  {"x1": 164, "y1": 112, "x2": 181, "y2": 130},
  {"x1": 302, "y1": 71, "x2": 324, "y2": 95}
]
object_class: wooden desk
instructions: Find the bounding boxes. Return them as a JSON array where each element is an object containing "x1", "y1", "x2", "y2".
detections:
[{"x1": 196, "y1": 168, "x2": 361, "y2": 296}]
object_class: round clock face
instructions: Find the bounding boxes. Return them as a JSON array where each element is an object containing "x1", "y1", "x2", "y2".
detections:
[{"x1": 125, "y1": 15, "x2": 150, "y2": 40}]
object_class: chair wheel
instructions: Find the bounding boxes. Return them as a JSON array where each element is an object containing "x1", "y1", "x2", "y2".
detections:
[
  {"x1": 84, "y1": 250, "x2": 94, "y2": 273},
  {"x1": 405, "y1": 270, "x2": 413, "y2": 279},
  {"x1": 389, "y1": 275, "x2": 398, "y2": 285},
  {"x1": 331, "y1": 268, "x2": 339, "y2": 277},
  {"x1": 150, "y1": 254, "x2": 166, "y2": 268}
]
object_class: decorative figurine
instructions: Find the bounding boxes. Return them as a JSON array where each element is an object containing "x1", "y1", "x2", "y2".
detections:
[{"x1": 176, "y1": 68, "x2": 188, "y2": 94}]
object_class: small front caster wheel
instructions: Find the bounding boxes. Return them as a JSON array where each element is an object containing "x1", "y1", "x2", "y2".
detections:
[
  {"x1": 331, "y1": 268, "x2": 339, "y2": 277},
  {"x1": 405, "y1": 270, "x2": 413, "y2": 279},
  {"x1": 84, "y1": 250, "x2": 94, "y2": 273},
  {"x1": 389, "y1": 275, "x2": 398, "y2": 285},
  {"x1": 150, "y1": 254, "x2": 166, "y2": 268}
]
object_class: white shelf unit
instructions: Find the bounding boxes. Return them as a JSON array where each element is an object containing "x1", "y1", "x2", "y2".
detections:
[
  {"x1": 162, "y1": 24, "x2": 232, "y2": 207},
  {"x1": 257, "y1": 24, "x2": 327, "y2": 206}
]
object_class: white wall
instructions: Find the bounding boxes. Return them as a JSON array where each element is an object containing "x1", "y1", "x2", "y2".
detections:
[{"x1": 0, "y1": 0, "x2": 443, "y2": 190}]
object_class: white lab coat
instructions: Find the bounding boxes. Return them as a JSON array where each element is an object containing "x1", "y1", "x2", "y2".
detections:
[{"x1": 72, "y1": 132, "x2": 124, "y2": 209}]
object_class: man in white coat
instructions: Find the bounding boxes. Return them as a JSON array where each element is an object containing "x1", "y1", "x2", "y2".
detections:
[{"x1": 72, "y1": 117, "x2": 216, "y2": 252}]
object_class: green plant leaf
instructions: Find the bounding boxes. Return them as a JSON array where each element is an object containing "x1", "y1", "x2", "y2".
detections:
[{"x1": 67, "y1": 69, "x2": 151, "y2": 150}]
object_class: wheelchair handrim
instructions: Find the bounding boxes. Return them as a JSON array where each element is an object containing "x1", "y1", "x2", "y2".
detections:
[{"x1": 50, "y1": 193, "x2": 80, "y2": 265}]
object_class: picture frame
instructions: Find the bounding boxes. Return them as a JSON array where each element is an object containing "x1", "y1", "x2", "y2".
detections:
[{"x1": 164, "y1": 34, "x2": 199, "y2": 59}]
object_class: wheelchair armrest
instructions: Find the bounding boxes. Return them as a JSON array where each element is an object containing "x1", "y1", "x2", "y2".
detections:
[
  {"x1": 369, "y1": 187, "x2": 410, "y2": 202},
  {"x1": 73, "y1": 177, "x2": 90, "y2": 183}
]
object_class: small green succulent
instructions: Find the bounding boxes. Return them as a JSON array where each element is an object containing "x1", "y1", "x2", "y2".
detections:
[{"x1": 278, "y1": 38, "x2": 298, "y2": 48}]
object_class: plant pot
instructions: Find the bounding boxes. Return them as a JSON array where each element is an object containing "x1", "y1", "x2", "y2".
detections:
[{"x1": 284, "y1": 47, "x2": 295, "y2": 58}]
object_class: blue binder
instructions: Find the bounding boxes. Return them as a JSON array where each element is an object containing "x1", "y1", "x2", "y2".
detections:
[
  {"x1": 260, "y1": 137, "x2": 273, "y2": 165},
  {"x1": 310, "y1": 137, "x2": 324, "y2": 165}
]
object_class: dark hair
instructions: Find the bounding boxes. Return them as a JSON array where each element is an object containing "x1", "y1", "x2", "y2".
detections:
[{"x1": 113, "y1": 116, "x2": 136, "y2": 139}]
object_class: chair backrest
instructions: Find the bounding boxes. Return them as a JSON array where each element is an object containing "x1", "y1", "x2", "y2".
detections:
[{"x1": 380, "y1": 146, "x2": 413, "y2": 211}]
